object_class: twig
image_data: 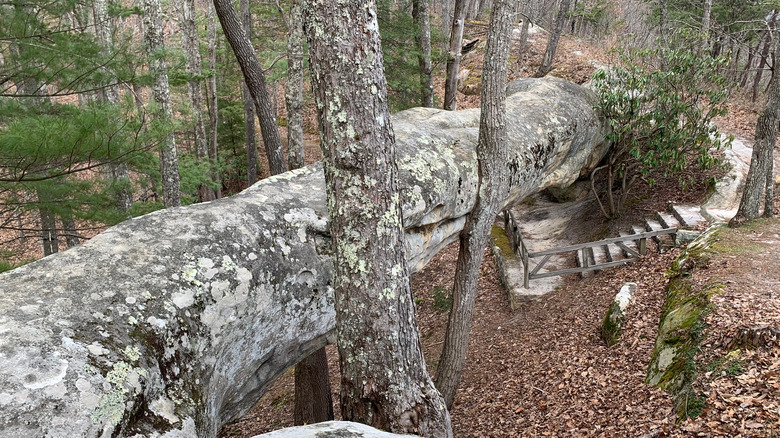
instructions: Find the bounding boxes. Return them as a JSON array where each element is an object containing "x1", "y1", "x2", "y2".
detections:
[{"x1": 531, "y1": 386, "x2": 547, "y2": 394}]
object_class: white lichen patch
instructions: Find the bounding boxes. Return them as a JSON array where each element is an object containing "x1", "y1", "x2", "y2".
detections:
[
  {"x1": 87, "y1": 343, "x2": 109, "y2": 357},
  {"x1": 123, "y1": 346, "x2": 141, "y2": 362},
  {"x1": 22, "y1": 358, "x2": 68, "y2": 390},
  {"x1": 171, "y1": 290, "x2": 195, "y2": 309}
]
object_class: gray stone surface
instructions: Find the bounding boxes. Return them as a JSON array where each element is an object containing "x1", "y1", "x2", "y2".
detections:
[
  {"x1": 0, "y1": 77, "x2": 607, "y2": 437},
  {"x1": 601, "y1": 282, "x2": 637, "y2": 346},
  {"x1": 252, "y1": 421, "x2": 419, "y2": 438},
  {"x1": 671, "y1": 204, "x2": 708, "y2": 229}
]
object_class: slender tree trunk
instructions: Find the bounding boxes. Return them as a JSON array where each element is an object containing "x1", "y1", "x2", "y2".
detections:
[
  {"x1": 441, "y1": 0, "x2": 453, "y2": 48},
  {"x1": 94, "y1": 0, "x2": 134, "y2": 213},
  {"x1": 659, "y1": 0, "x2": 668, "y2": 43},
  {"x1": 741, "y1": 40, "x2": 759, "y2": 88},
  {"x1": 240, "y1": 0, "x2": 259, "y2": 185},
  {"x1": 701, "y1": 0, "x2": 712, "y2": 52},
  {"x1": 434, "y1": 0, "x2": 516, "y2": 409},
  {"x1": 36, "y1": 188, "x2": 58, "y2": 256},
  {"x1": 213, "y1": 0, "x2": 287, "y2": 176},
  {"x1": 206, "y1": 1, "x2": 222, "y2": 199},
  {"x1": 285, "y1": 0, "x2": 306, "y2": 169},
  {"x1": 443, "y1": 0, "x2": 467, "y2": 110},
  {"x1": 176, "y1": 0, "x2": 215, "y2": 201},
  {"x1": 293, "y1": 348, "x2": 333, "y2": 425},
  {"x1": 303, "y1": 0, "x2": 452, "y2": 434},
  {"x1": 412, "y1": 0, "x2": 434, "y2": 107},
  {"x1": 731, "y1": 35, "x2": 780, "y2": 226},
  {"x1": 142, "y1": 0, "x2": 181, "y2": 208},
  {"x1": 753, "y1": 14, "x2": 777, "y2": 102},
  {"x1": 534, "y1": 0, "x2": 571, "y2": 77},
  {"x1": 60, "y1": 212, "x2": 80, "y2": 248}
]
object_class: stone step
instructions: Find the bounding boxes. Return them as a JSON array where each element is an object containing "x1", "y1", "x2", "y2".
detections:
[
  {"x1": 670, "y1": 204, "x2": 708, "y2": 229},
  {"x1": 656, "y1": 211, "x2": 681, "y2": 229}
]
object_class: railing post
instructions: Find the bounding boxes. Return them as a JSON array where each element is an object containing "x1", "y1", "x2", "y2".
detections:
[{"x1": 639, "y1": 237, "x2": 647, "y2": 255}]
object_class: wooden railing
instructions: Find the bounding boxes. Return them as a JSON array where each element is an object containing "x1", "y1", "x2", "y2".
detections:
[{"x1": 501, "y1": 210, "x2": 678, "y2": 289}]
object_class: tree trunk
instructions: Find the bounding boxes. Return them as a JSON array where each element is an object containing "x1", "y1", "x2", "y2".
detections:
[
  {"x1": 93, "y1": 0, "x2": 134, "y2": 213},
  {"x1": 36, "y1": 188, "x2": 58, "y2": 256},
  {"x1": 753, "y1": 13, "x2": 777, "y2": 103},
  {"x1": 443, "y1": 0, "x2": 467, "y2": 110},
  {"x1": 303, "y1": 0, "x2": 453, "y2": 435},
  {"x1": 731, "y1": 35, "x2": 780, "y2": 226},
  {"x1": 206, "y1": 1, "x2": 222, "y2": 199},
  {"x1": 176, "y1": 0, "x2": 215, "y2": 202},
  {"x1": 441, "y1": 0, "x2": 453, "y2": 48},
  {"x1": 285, "y1": 0, "x2": 306, "y2": 170},
  {"x1": 293, "y1": 348, "x2": 334, "y2": 425},
  {"x1": 659, "y1": 0, "x2": 668, "y2": 43},
  {"x1": 701, "y1": 0, "x2": 712, "y2": 52},
  {"x1": 412, "y1": 0, "x2": 434, "y2": 107},
  {"x1": 213, "y1": 0, "x2": 287, "y2": 176},
  {"x1": 240, "y1": 0, "x2": 259, "y2": 185},
  {"x1": 740, "y1": 40, "x2": 759, "y2": 88},
  {"x1": 434, "y1": 0, "x2": 516, "y2": 409},
  {"x1": 142, "y1": 0, "x2": 181, "y2": 208},
  {"x1": 534, "y1": 0, "x2": 571, "y2": 77},
  {"x1": 60, "y1": 211, "x2": 80, "y2": 248}
]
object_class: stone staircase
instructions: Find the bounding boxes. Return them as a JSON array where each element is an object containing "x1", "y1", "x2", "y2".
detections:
[{"x1": 575, "y1": 204, "x2": 709, "y2": 276}]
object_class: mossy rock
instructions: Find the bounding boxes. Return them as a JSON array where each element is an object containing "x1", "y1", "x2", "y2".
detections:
[{"x1": 646, "y1": 225, "x2": 725, "y2": 420}]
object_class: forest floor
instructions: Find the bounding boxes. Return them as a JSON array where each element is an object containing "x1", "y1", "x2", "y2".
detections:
[{"x1": 220, "y1": 26, "x2": 780, "y2": 438}]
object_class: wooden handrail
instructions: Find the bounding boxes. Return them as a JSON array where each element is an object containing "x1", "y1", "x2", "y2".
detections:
[{"x1": 528, "y1": 228, "x2": 677, "y2": 257}]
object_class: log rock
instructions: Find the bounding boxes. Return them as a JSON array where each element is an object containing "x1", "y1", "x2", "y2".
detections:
[
  {"x1": 601, "y1": 282, "x2": 637, "y2": 346},
  {"x1": 0, "y1": 77, "x2": 607, "y2": 437},
  {"x1": 251, "y1": 421, "x2": 418, "y2": 437}
]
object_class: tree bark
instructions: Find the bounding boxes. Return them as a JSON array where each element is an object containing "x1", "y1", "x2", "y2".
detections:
[
  {"x1": 285, "y1": 0, "x2": 306, "y2": 170},
  {"x1": 206, "y1": 1, "x2": 222, "y2": 199},
  {"x1": 240, "y1": 0, "x2": 259, "y2": 185},
  {"x1": 434, "y1": 0, "x2": 516, "y2": 409},
  {"x1": 701, "y1": 0, "x2": 712, "y2": 52},
  {"x1": 412, "y1": 0, "x2": 434, "y2": 107},
  {"x1": 443, "y1": 0, "x2": 467, "y2": 110},
  {"x1": 441, "y1": 0, "x2": 453, "y2": 48},
  {"x1": 293, "y1": 347, "x2": 334, "y2": 425},
  {"x1": 303, "y1": 0, "x2": 453, "y2": 435},
  {"x1": 753, "y1": 13, "x2": 777, "y2": 103},
  {"x1": 93, "y1": 0, "x2": 134, "y2": 212},
  {"x1": 731, "y1": 35, "x2": 780, "y2": 226},
  {"x1": 142, "y1": 0, "x2": 182, "y2": 208},
  {"x1": 535, "y1": 0, "x2": 571, "y2": 78},
  {"x1": 176, "y1": 0, "x2": 215, "y2": 201},
  {"x1": 213, "y1": 0, "x2": 288, "y2": 176}
]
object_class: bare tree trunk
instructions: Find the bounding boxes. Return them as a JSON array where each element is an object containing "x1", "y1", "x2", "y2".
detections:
[
  {"x1": 285, "y1": 0, "x2": 306, "y2": 169},
  {"x1": 441, "y1": 0, "x2": 453, "y2": 48},
  {"x1": 206, "y1": 1, "x2": 222, "y2": 199},
  {"x1": 753, "y1": 13, "x2": 777, "y2": 103},
  {"x1": 94, "y1": 0, "x2": 133, "y2": 213},
  {"x1": 659, "y1": 0, "x2": 668, "y2": 43},
  {"x1": 60, "y1": 212, "x2": 80, "y2": 248},
  {"x1": 434, "y1": 0, "x2": 516, "y2": 409},
  {"x1": 240, "y1": 0, "x2": 259, "y2": 185},
  {"x1": 176, "y1": 0, "x2": 215, "y2": 201},
  {"x1": 443, "y1": 0, "x2": 467, "y2": 110},
  {"x1": 36, "y1": 188, "x2": 58, "y2": 256},
  {"x1": 701, "y1": 0, "x2": 712, "y2": 51},
  {"x1": 731, "y1": 35, "x2": 780, "y2": 226},
  {"x1": 293, "y1": 348, "x2": 333, "y2": 425},
  {"x1": 741, "y1": 40, "x2": 759, "y2": 88},
  {"x1": 213, "y1": 0, "x2": 287, "y2": 176},
  {"x1": 303, "y1": 0, "x2": 452, "y2": 434},
  {"x1": 535, "y1": 0, "x2": 571, "y2": 77},
  {"x1": 412, "y1": 0, "x2": 434, "y2": 107},
  {"x1": 142, "y1": 0, "x2": 181, "y2": 208}
]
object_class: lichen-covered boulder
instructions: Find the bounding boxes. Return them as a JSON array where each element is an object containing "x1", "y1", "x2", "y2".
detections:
[
  {"x1": 601, "y1": 282, "x2": 637, "y2": 346},
  {"x1": 252, "y1": 421, "x2": 419, "y2": 437},
  {"x1": 0, "y1": 77, "x2": 607, "y2": 437}
]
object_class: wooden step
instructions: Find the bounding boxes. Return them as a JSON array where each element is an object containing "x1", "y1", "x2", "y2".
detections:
[
  {"x1": 591, "y1": 244, "x2": 609, "y2": 266},
  {"x1": 670, "y1": 204, "x2": 708, "y2": 229},
  {"x1": 604, "y1": 242, "x2": 622, "y2": 262}
]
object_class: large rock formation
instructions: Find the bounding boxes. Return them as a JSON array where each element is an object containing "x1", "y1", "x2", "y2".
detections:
[{"x1": 0, "y1": 77, "x2": 608, "y2": 437}]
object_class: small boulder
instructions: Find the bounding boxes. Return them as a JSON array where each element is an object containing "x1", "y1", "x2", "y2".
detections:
[
  {"x1": 601, "y1": 282, "x2": 637, "y2": 346},
  {"x1": 252, "y1": 421, "x2": 420, "y2": 437}
]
